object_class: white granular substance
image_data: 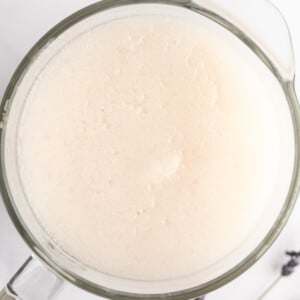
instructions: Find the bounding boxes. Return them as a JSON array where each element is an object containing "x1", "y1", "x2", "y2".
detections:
[{"x1": 17, "y1": 15, "x2": 294, "y2": 280}]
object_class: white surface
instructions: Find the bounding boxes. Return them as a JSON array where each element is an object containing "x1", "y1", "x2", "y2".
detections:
[{"x1": 0, "y1": 0, "x2": 300, "y2": 299}]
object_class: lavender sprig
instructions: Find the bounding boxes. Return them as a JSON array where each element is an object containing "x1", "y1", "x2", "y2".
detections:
[
  {"x1": 282, "y1": 251, "x2": 300, "y2": 276},
  {"x1": 258, "y1": 251, "x2": 300, "y2": 299}
]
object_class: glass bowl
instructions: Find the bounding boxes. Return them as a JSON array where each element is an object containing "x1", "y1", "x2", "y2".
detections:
[{"x1": 0, "y1": 1, "x2": 299, "y2": 299}]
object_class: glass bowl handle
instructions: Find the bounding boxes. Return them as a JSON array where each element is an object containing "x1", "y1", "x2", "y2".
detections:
[
  {"x1": 190, "y1": 0, "x2": 295, "y2": 81},
  {"x1": 0, "y1": 256, "x2": 63, "y2": 300}
]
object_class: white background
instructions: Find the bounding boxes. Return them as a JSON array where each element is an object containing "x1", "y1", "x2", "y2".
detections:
[{"x1": 0, "y1": 1, "x2": 300, "y2": 299}]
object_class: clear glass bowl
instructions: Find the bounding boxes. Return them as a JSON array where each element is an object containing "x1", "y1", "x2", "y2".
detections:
[{"x1": 0, "y1": 1, "x2": 299, "y2": 299}]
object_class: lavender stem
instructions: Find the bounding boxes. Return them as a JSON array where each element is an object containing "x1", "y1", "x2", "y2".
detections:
[{"x1": 257, "y1": 275, "x2": 282, "y2": 300}]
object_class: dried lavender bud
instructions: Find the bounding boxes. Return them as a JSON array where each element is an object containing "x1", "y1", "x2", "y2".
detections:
[
  {"x1": 281, "y1": 251, "x2": 300, "y2": 277},
  {"x1": 287, "y1": 258, "x2": 299, "y2": 268},
  {"x1": 286, "y1": 251, "x2": 300, "y2": 258},
  {"x1": 258, "y1": 250, "x2": 300, "y2": 299},
  {"x1": 282, "y1": 264, "x2": 295, "y2": 276}
]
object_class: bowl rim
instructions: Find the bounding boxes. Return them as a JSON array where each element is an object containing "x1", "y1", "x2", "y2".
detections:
[{"x1": 0, "y1": 1, "x2": 300, "y2": 299}]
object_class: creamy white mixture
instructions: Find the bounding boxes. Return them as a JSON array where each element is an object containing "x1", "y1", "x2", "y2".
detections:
[{"x1": 17, "y1": 15, "x2": 293, "y2": 280}]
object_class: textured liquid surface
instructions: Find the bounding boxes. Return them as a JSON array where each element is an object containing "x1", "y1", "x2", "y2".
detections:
[{"x1": 17, "y1": 15, "x2": 293, "y2": 280}]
